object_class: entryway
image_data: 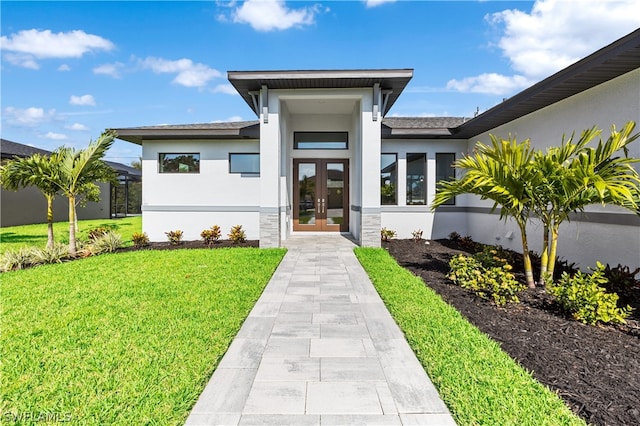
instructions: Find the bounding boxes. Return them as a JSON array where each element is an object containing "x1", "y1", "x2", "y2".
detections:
[{"x1": 293, "y1": 159, "x2": 349, "y2": 232}]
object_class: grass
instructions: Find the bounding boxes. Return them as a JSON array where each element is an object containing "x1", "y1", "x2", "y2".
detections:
[
  {"x1": 0, "y1": 216, "x2": 142, "y2": 253},
  {"x1": 354, "y1": 247, "x2": 585, "y2": 426},
  {"x1": 1, "y1": 247, "x2": 286, "y2": 425}
]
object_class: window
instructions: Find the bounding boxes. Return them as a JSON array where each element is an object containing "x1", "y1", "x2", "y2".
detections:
[
  {"x1": 406, "y1": 153, "x2": 426, "y2": 205},
  {"x1": 294, "y1": 132, "x2": 348, "y2": 150},
  {"x1": 436, "y1": 153, "x2": 456, "y2": 205},
  {"x1": 380, "y1": 154, "x2": 397, "y2": 205},
  {"x1": 159, "y1": 153, "x2": 200, "y2": 173},
  {"x1": 229, "y1": 153, "x2": 260, "y2": 174}
]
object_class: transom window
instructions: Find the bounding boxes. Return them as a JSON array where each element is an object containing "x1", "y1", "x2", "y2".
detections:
[
  {"x1": 159, "y1": 153, "x2": 200, "y2": 173},
  {"x1": 294, "y1": 132, "x2": 348, "y2": 150}
]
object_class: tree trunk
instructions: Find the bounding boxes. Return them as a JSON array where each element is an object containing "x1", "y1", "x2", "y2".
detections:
[
  {"x1": 519, "y1": 224, "x2": 536, "y2": 288},
  {"x1": 68, "y1": 196, "x2": 77, "y2": 257},
  {"x1": 546, "y1": 224, "x2": 560, "y2": 281},
  {"x1": 46, "y1": 195, "x2": 55, "y2": 249},
  {"x1": 538, "y1": 223, "x2": 549, "y2": 286}
]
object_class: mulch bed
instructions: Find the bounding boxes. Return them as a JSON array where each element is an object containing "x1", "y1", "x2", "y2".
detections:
[
  {"x1": 383, "y1": 239, "x2": 640, "y2": 426},
  {"x1": 116, "y1": 240, "x2": 259, "y2": 252}
]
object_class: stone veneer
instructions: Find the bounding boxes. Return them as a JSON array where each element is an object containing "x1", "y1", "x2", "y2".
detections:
[
  {"x1": 360, "y1": 212, "x2": 381, "y2": 247},
  {"x1": 259, "y1": 212, "x2": 280, "y2": 248}
]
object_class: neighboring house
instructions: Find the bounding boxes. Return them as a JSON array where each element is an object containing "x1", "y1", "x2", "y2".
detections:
[
  {"x1": 0, "y1": 139, "x2": 141, "y2": 226},
  {"x1": 113, "y1": 29, "x2": 640, "y2": 270}
]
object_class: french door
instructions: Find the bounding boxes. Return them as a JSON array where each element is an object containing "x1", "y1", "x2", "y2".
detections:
[{"x1": 293, "y1": 159, "x2": 349, "y2": 232}]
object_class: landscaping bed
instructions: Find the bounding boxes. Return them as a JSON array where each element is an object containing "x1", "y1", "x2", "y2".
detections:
[
  {"x1": 117, "y1": 239, "x2": 259, "y2": 252},
  {"x1": 384, "y1": 239, "x2": 640, "y2": 426}
]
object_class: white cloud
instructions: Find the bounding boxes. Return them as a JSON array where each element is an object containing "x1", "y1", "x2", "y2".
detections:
[
  {"x1": 446, "y1": 73, "x2": 532, "y2": 96},
  {"x1": 212, "y1": 83, "x2": 239, "y2": 95},
  {"x1": 139, "y1": 57, "x2": 221, "y2": 88},
  {"x1": 364, "y1": 0, "x2": 396, "y2": 8},
  {"x1": 0, "y1": 29, "x2": 115, "y2": 69},
  {"x1": 93, "y1": 62, "x2": 124, "y2": 78},
  {"x1": 449, "y1": 0, "x2": 640, "y2": 95},
  {"x1": 58, "y1": 64, "x2": 71, "y2": 71},
  {"x1": 67, "y1": 122, "x2": 89, "y2": 131},
  {"x1": 43, "y1": 132, "x2": 68, "y2": 140},
  {"x1": 232, "y1": 0, "x2": 317, "y2": 31},
  {"x1": 3, "y1": 106, "x2": 57, "y2": 126},
  {"x1": 70, "y1": 94, "x2": 96, "y2": 106},
  {"x1": 213, "y1": 115, "x2": 245, "y2": 123}
]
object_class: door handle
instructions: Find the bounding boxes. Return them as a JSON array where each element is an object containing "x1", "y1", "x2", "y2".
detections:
[
  {"x1": 321, "y1": 198, "x2": 325, "y2": 214},
  {"x1": 317, "y1": 198, "x2": 321, "y2": 214}
]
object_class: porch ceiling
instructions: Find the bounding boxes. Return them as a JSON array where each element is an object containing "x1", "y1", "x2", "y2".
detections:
[{"x1": 228, "y1": 69, "x2": 413, "y2": 117}]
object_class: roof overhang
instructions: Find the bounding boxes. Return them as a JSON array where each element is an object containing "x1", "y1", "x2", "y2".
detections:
[
  {"x1": 228, "y1": 69, "x2": 414, "y2": 116},
  {"x1": 112, "y1": 122, "x2": 260, "y2": 145},
  {"x1": 453, "y1": 28, "x2": 640, "y2": 139}
]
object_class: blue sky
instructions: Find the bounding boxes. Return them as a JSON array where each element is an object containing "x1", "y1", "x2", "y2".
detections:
[{"x1": 2, "y1": 0, "x2": 639, "y2": 165}]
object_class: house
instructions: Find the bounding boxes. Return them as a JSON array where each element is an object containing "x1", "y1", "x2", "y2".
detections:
[
  {"x1": 113, "y1": 29, "x2": 640, "y2": 270},
  {"x1": 0, "y1": 139, "x2": 142, "y2": 226}
]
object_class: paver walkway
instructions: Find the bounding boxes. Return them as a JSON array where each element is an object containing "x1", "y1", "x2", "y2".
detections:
[{"x1": 185, "y1": 234, "x2": 456, "y2": 426}]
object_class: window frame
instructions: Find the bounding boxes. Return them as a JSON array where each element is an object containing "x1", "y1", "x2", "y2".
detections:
[
  {"x1": 294, "y1": 131, "x2": 349, "y2": 150},
  {"x1": 380, "y1": 153, "x2": 398, "y2": 206},
  {"x1": 406, "y1": 153, "x2": 427, "y2": 205},
  {"x1": 435, "y1": 152, "x2": 456, "y2": 205},
  {"x1": 229, "y1": 152, "x2": 260, "y2": 175},
  {"x1": 158, "y1": 153, "x2": 200, "y2": 174}
]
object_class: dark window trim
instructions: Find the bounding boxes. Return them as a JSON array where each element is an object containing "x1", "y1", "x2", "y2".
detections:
[
  {"x1": 294, "y1": 131, "x2": 349, "y2": 150},
  {"x1": 229, "y1": 152, "x2": 260, "y2": 175},
  {"x1": 158, "y1": 152, "x2": 200, "y2": 174}
]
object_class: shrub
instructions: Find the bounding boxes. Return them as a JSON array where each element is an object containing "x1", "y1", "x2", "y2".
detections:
[
  {"x1": 547, "y1": 262, "x2": 632, "y2": 325},
  {"x1": 228, "y1": 225, "x2": 246, "y2": 244},
  {"x1": 411, "y1": 229, "x2": 423, "y2": 242},
  {"x1": 448, "y1": 254, "x2": 524, "y2": 306},
  {"x1": 201, "y1": 225, "x2": 222, "y2": 245},
  {"x1": 132, "y1": 232, "x2": 150, "y2": 248},
  {"x1": 30, "y1": 243, "x2": 70, "y2": 265},
  {"x1": 381, "y1": 227, "x2": 396, "y2": 242},
  {"x1": 474, "y1": 245, "x2": 511, "y2": 269},
  {"x1": 87, "y1": 226, "x2": 110, "y2": 241},
  {"x1": 1, "y1": 247, "x2": 35, "y2": 272},
  {"x1": 448, "y1": 231, "x2": 461, "y2": 241},
  {"x1": 91, "y1": 231, "x2": 123, "y2": 254},
  {"x1": 165, "y1": 230, "x2": 183, "y2": 245},
  {"x1": 603, "y1": 263, "x2": 640, "y2": 296}
]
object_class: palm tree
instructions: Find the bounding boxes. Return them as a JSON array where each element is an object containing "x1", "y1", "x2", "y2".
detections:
[
  {"x1": 0, "y1": 153, "x2": 62, "y2": 248},
  {"x1": 54, "y1": 130, "x2": 117, "y2": 256},
  {"x1": 432, "y1": 135, "x2": 539, "y2": 288}
]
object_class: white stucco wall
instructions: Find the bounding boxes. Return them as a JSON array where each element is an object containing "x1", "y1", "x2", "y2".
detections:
[
  {"x1": 141, "y1": 139, "x2": 260, "y2": 241},
  {"x1": 466, "y1": 68, "x2": 640, "y2": 270},
  {"x1": 380, "y1": 138, "x2": 468, "y2": 239}
]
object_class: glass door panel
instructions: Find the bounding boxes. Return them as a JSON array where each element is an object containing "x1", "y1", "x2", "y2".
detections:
[
  {"x1": 297, "y1": 163, "x2": 316, "y2": 226},
  {"x1": 325, "y1": 163, "x2": 344, "y2": 230}
]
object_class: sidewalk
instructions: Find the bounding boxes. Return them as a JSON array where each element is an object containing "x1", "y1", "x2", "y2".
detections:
[{"x1": 185, "y1": 234, "x2": 456, "y2": 426}]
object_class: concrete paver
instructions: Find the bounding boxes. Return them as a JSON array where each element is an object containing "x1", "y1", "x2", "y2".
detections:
[{"x1": 185, "y1": 234, "x2": 456, "y2": 425}]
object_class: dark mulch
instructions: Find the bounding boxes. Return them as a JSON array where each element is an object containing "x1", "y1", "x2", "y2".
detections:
[
  {"x1": 384, "y1": 239, "x2": 640, "y2": 426},
  {"x1": 116, "y1": 240, "x2": 259, "y2": 252}
]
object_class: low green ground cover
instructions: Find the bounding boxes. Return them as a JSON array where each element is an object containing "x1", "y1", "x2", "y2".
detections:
[
  {"x1": 0, "y1": 216, "x2": 142, "y2": 253},
  {"x1": 355, "y1": 247, "x2": 585, "y2": 426},
  {"x1": 1, "y1": 248, "x2": 285, "y2": 425}
]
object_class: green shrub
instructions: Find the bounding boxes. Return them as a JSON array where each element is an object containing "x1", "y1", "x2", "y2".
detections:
[
  {"x1": 165, "y1": 230, "x2": 183, "y2": 245},
  {"x1": 201, "y1": 225, "x2": 222, "y2": 245},
  {"x1": 228, "y1": 225, "x2": 246, "y2": 243},
  {"x1": 30, "y1": 243, "x2": 70, "y2": 265},
  {"x1": 1, "y1": 247, "x2": 36, "y2": 272},
  {"x1": 381, "y1": 227, "x2": 396, "y2": 242},
  {"x1": 91, "y1": 231, "x2": 123, "y2": 254},
  {"x1": 131, "y1": 232, "x2": 150, "y2": 248},
  {"x1": 547, "y1": 262, "x2": 632, "y2": 325},
  {"x1": 603, "y1": 263, "x2": 640, "y2": 296},
  {"x1": 448, "y1": 254, "x2": 525, "y2": 306},
  {"x1": 86, "y1": 225, "x2": 116, "y2": 241},
  {"x1": 474, "y1": 245, "x2": 511, "y2": 269}
]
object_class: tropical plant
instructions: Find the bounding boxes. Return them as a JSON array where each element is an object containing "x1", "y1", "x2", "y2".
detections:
[
  {"x1": 0, "y1": 153, "x2": 62, "y2": 248},
  {"x1": 381, "y1": 227, "x2": 396, "y2": 242},
  {"x1": 53, "y1": 131, "x2": 117, "y2": 256},
  {"x1": 165, "y1": 230, "x2": 183, "y2": 245},
  {"x1": 132, "y1": 232, "x2": 150, "y2": 248},
  {"x1": 228, "y1": 225, "x2": 246, "y2": 243},
  {"x1": 201, "y1": 225, "x2": 222, "y2": 245},
  {"x1": 433, "y1": 135, "x2": 539, "y2": 287}
]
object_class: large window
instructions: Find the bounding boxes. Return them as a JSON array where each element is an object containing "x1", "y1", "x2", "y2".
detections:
[
  {"x1": 380, "y1": 154, "x2": 397, "y2": 205},
  {"x1": 229, "y1": 153, "x2": 260, "y2": 174},
  {"x1": 436, "y1": 153, "x2": 456, "y2": 205},
  {"x1": 159, "y1": 153, "x2": 200, "y2": 173},
  {"x1": 294, "y1": 132, "x2": 348, "y2": 150},
  {"x1": 406, "y1": 153, "x2": 426, "y2": 205}
]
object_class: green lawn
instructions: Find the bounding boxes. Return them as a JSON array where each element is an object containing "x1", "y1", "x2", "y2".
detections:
[
  {"x1": 0, "y1": 216, "x2": 142, "y2": 253},
  {"x1": 1, "y1": 247, "x2": 286, "y2": 425},
  {"x1": 355, "y1": 247, "x2": 585, "y2": 426}
]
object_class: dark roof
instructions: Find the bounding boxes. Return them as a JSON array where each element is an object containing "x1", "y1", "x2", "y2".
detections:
[
  {"x1": 112, "y1": 121, "x2": 260, "y2": 145},
  {"x1": 381, "y1": 117, "x2": 467, "y2": 138},
  {"x1": 1, "y1": 139, "x2": 51, "y2": 159},
  {"x1": 228, "y1": 69, "x2": 414, "y2": 116},
  {"x1": 0, "y1": 138, "x2": 140, "y2": 179},
  {"x1": 454, "y1": 28, "x2": 640, "y2": 139}
]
